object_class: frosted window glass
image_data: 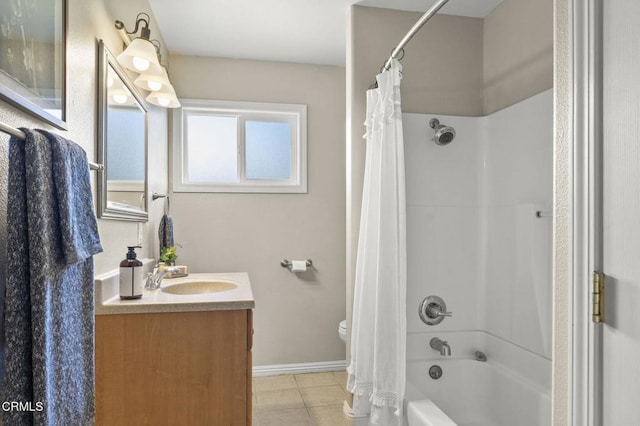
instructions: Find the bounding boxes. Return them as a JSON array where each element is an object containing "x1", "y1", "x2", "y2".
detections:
[
  {"x1": 174, "y1": 100, "x2": 306, "y2": 193},
  {"x1": 245, "y1": 121, "x2": 291, "y2": 180},
  {"x1": 107, "y1": 107, "x2": 145, "y2": 181},
  {"x1": 186, "y1": 114, "x2": 238, "y2": 183}
]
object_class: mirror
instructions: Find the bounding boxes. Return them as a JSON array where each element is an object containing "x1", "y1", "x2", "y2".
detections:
[{"x1": 97, "y1": 40, "x2": 148, "y2": 221}]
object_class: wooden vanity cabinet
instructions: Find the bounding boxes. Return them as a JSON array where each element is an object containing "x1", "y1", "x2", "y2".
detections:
[{"x1": 96, "y1": 309, "x2": 253, "y2": 425}]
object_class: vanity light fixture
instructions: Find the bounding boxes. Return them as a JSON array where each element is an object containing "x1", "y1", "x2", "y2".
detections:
[
  {"x1": 146, "y1": 85, "x2": 181, "y2": 108},
  {"x1": 111, "y1": 90, "x2": 130, "y2": 105},
  {"x1": 115, "y1": 13, "x2": 163, "y2": 75},
  {"x1": 114, "y1": 13, "x2": 180, "y2": 108},
  {"x1": 134, "y1": 66, "x2": 171, "y2": 93}
]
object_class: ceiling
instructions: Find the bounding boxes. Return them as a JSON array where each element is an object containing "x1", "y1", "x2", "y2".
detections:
[{"x1": 147, "y1": 0, "x2": 503, "y2": 66}]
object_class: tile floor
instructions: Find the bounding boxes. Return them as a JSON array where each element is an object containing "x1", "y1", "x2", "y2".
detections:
[{"x1": 252, "y1": 371, "x2": 353, "y2": 426}]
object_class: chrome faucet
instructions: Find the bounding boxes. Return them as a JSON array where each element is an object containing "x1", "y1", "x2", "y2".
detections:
[
  {"x1": 419, "y1": 296, "x2": 452, "y2": 326},
  {"x1": 145, "y1": 266, "x2": 180, "y2": 290},
  {"x1": 430, "y1": 337, "x2": 452, "y2": 357}
]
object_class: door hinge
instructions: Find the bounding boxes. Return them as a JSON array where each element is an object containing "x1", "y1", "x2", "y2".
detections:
[{"x1": 592, "y1": 271, "x2": 605, "y2": 323}]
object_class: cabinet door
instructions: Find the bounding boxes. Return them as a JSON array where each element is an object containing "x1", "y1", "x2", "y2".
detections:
[
  {"x1": 246, "y1": 309, "x2": 253, "y2": 426},
  {"x1": 96, "y1": 310, "x2": 248, "y2": 425}
]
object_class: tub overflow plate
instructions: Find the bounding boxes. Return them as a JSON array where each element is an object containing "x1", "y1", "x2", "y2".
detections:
[{"x1": 429, "y1": 365, "x2": 443, "y2": 380}]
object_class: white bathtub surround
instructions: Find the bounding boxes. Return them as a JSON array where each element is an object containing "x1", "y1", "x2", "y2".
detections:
[
  {"x1": 402, "y1": 90, "x2": 552, "y2": 425},
  {"x1": 348, "y1": 60, "x2": 407, "y2": 425},
  {"x1": 406, "y1": 331, "x2": 551, "y2": 391},
  {"x1": 404, "y1": 89, "x2": 553, "y2": 358},
  {"x1": 513, "y1": 203, "x2": 552, "y2": 356}
]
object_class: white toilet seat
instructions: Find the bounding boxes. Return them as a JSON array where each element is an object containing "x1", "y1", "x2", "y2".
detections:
[{"x1": 338, "y1": 320, "x2": 347, "y2": 343}]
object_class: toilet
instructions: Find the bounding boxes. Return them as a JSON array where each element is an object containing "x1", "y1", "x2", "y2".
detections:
[{"x1": 338, "y1": 320, "x2": 347, "y2": 343}]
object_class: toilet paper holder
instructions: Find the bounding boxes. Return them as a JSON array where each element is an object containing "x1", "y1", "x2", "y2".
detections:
[{"x1": 280, "y1": 259, "x2": 313, "y2": 269}]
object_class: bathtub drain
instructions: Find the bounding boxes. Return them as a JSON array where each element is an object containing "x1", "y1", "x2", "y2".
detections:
[{"x1": 428, "y1": 365, "x2": 443, "y2": 380}]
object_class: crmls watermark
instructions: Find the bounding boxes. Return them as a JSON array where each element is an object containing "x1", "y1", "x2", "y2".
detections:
[{"x1": 2, "y1": 401, "x2": 44, "y2": 412}]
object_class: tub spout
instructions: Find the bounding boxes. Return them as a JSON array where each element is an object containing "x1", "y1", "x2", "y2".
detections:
[{"x1": 430, "y1": 337, "x2": 452, "y2": 357}]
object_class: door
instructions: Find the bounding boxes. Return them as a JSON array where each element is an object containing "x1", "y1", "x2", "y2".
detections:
[{"x1": 600, "y1": 0, "x2": 640, "y2": 423}]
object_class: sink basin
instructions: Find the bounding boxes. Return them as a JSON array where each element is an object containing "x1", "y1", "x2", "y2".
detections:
[{"x1": 161, "y1": 280, "x2": 238, "y2": 295}]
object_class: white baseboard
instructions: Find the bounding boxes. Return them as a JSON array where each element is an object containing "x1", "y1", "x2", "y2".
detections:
[{"x1": 252, "y1": 360, "x2": 346, "y2": 377}]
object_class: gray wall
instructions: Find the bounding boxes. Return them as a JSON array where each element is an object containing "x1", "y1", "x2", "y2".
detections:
[
  {"x1": 483, "y1": 0, "x2": 554, "y2": 113},
  {"x1": 168, "y1": 55, "x2": 346, "y2": 366}
]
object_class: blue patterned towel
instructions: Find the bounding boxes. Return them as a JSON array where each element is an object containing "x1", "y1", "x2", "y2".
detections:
[
  {"x1": 158, "y1": 214, "x2": 174, "y2": 256},
  {"x1": 3, "y1": 129, "x2": 102, "y2": 425}
]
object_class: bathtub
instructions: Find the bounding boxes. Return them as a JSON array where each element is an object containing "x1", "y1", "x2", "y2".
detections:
[{"x1": 404, "y1": 331, "x2": 551, "y2": 426}]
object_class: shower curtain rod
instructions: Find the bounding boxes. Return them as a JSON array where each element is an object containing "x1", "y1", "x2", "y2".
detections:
[
  {"x1": 378, "y1": 0, "x2": 451, "y2": 73},
  {"x1": 0, "y1": 121, "x2": 103, "y2": 171}
]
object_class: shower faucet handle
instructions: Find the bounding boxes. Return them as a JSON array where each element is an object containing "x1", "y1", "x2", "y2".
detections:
[
  {"x1": 429, "y1": 306, "x2": 452, "y2": 317},
  {"x1": 419, "y1": 295, "x2": 452, "y2": 326}
]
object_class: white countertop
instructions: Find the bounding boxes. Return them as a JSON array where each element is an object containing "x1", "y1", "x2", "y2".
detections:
[{"x1": 95, "y1": 267, "x2": 255, "y2": 315}]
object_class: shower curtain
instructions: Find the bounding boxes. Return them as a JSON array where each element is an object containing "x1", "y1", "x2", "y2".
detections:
[{"x1": 347, "y1": 59, "x2": 407, "y2": 425}]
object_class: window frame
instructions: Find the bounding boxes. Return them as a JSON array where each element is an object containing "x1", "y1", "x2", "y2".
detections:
[{"x1": 172, "y1": 98, "x2": 307, "y2": 193}]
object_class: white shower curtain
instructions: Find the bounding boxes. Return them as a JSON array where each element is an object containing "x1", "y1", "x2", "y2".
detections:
[{"x1": 347, "y1": 59, "x2": 407, "y2": 425}]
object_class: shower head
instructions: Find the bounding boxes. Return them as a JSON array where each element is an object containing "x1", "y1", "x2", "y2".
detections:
[{"x1": 429, "y1": 118, "x2": 456, "y2": 146}]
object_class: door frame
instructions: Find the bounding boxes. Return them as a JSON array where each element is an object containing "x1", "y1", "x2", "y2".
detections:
[{"x1": 557, "y1": 0, "x2": 603, "y2": 425}]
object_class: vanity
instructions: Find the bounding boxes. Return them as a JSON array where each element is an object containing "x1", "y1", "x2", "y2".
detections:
[
  {"x1": 92, "y1": 40, "x2": 256, "y2": 424},
  {"x1": 94, "y1": 271, "x2": 255, "y2": 425}
]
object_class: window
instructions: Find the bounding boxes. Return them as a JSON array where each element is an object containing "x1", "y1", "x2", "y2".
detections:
[{"x1": 173, "y1": 99, "x2": 307, "y2": 193}]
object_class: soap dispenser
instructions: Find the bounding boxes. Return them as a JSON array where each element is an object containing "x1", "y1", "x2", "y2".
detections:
[{"x1": 119, "y1": 246, "x2": 144, "y2": 299}]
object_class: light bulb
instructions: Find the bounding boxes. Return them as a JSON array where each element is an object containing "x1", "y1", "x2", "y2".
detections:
[
  {"x1": 147, "y1": 80, "x2": 162, "y2": 91},
  {"x1": 157, "y1": 96, "x2": 171, "y2": 107},
  {"x1": 132, "y1": 56, "x2": 150, "y2": 72},
  {"x1": 107, "y1": 76, "x2": 114, "y2": 88},
  {"x1": 113, "y1": 93, "x2": 128, "y2": 104}
]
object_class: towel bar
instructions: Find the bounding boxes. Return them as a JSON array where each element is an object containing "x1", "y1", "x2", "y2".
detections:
[{"x1": 0, "y1": 121, "x2": 103, "y2": 171}]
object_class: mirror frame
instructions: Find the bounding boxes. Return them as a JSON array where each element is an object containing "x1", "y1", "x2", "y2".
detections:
[{"x1": 97, "y1": 39, "x2": 149, "y2": 221}]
